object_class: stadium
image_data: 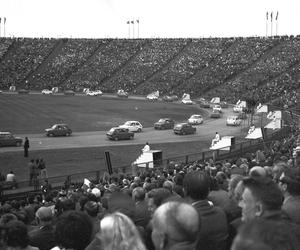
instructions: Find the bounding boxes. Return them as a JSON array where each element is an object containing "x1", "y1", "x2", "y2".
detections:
[{"x1": 0, "y1": 1, "x2": 300, "y2": 250}]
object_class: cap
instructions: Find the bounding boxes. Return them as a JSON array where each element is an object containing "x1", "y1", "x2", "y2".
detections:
[{"x1": 91, "y1": 187, "x2": 101, "y2": 198}]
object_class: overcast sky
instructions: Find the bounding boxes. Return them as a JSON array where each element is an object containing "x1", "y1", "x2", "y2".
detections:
[{"x1": 0, "y1": 0, "x2": 299, "y2": 38}]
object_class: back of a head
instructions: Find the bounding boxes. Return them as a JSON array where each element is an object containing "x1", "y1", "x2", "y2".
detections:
[
  {"x1": 162, "y1": 180, "x2": 173, "y2": 192},
  {"x1": 84, "y1": 201, "x2": 100, "y2": 217},
  {"x1": 146, "y1": 188, "x2": 172, "y2": 208},
  {"x1": 54, "y1": 210, "x2": 93, "y2": 250},
  {"x1": 242, "y1": 177, "x2": 283, "y2": 211},
  {"x1": 100, "y1": 212, "x2": 146, "y2": 250},
  {"x1": 183, "y1": 171, "x2": 210, "y2": 200},
  {"x1": 5, "y1": 220, "x2": 29, "y2": 248},
  {"x1": 132, "y1": 187, "x2": 146, "y2": 201},
  {"x1": 152, "y1": 201, "x2": 199, "y2": 245},
  {"x1": 35, "y1": 206, "x2": 53, "y2": 222},
  {"x1": 232, "y1": 219, "x2": 300, "y2": 250}
]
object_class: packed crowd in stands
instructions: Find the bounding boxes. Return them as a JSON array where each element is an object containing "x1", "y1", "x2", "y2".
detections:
[
  {"x1": 0, "y1": 127, "x2": 299, "y2": 250},
  {"x1": 0, "y1": 36, "x2": 299, "y2": 109}
]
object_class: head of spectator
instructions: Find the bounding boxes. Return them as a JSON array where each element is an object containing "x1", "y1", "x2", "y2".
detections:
[
  {"x1": 54, "y1": 211, "x2": 93, "y2": 250},
  {"x1": 249, "y1": 166, "x2": 267, "y2": 179},
  {"x1": 0, "y1": 213, "x2": 18, "y2": 226},
  {"x1": 231, "y1": 219, "x2": 300, "y2": 250},
  {"x1": 239, "y1": 177, "x2": 283, "y2": 223},
  {"x1": 35, "y1": 206, "x2": 53, "y2": 226},
  {"x1": 146, "y1": 188, "x2": 171, "y2": 216},
  {"x1": 272, "y1": 161, "x2": 288, "y2": 183},
  {"x1": 228, "y1": 175, "x2": 244, "y2": 200},
  {"x1": 5, "y1": 220, "x2": 36, "y2": 249},
  {"x1": 183, "y1": 170, "x2": 210, "y2": 202},
  {"x1": 132, "y1": 187, "x2": 146, "y2": 203},
  {"x1": 151, "y1": 201, "x2": 199, "y2": 250},
  {"x1": 162, "y1": 180, "x2": 173, "y2": 193},
  {"x1": 83, "y1": 201, "x2": 100, "y2": 218},
  {"x1": 100, "y1": 212, "x2": 146, "y2": 250}
]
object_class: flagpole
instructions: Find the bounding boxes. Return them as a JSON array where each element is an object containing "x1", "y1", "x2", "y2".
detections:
[
  {"x1": 270, "y1": 12, "x2": 273, "y2": 37},
  {"x1": 137, "y1": 19, "x2": 139, "y2": 39},
  {"x1": 131, "y1": 20, "x2": 135, "y2": 39},
  {"x1": 4, "y1": 17, "x2": 6, "y2": 37},
  {"x1": 0, "y1": 18, "x2": 1, "y2": 38},
  {"x1": 266, "y1": 12, "x2": 268, "y2": 37},
  {"x1": 276, "y1": 11, "x2": 278, "y2": 36},
  {"x1": 127, "y1": 21, "x2": 130, "y2": 39}
]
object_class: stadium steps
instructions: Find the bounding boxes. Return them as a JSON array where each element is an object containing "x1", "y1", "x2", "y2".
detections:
[
  {"x1": 134, "y1": 39, "x2": 193, "y2": 93},
  {"x1": 59, "y1": 39, "x2": 113, "y2": 87},
  {"x1": 25, "y1": 39, "x2": 68, "y2": 87},
  {"x1": 0, "y1": 38, "x2": 15, "y2": 63},
  {"x1": 99, "y1": 39, "x2": 151, "y2": 89}
]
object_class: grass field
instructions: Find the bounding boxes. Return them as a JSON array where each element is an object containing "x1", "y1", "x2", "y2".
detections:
[{"x1": 0, "y1": 94, "x2": 211, "y2": 181}]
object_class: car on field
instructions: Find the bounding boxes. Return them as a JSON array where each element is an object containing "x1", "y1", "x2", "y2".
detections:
[
  {"x1": 64, "y1": 90, "x2": 75, "y2": 96},
  {"x1": 226, "y1": 116, "x2": 242, "y2": 126},
  {"x1": 162, "y1": 95, "x2": 179, "y2": 102},
  {"x1": 237, "y1": 112, "x2": 247, "y2": 120},
  {"x1": 45, "y1": 124, "x2": 72, "y2": 137},
  {"x1": 0, "y1": 132, "x2": 23, "y2": 147},
  {"x1": 173, "y1": 123, "x2": 196, "y2": 135},
  {"x1": 117, "y1": 89, "x2": 129, "y2": 98},
  {"x1": 154, "y1": 118, "x2": 175, "y2": 130},
  {"x1": 86, "y1": 90, "x2": 103, "y2": 96},
  {"x1": 106, "y1": 127, "x2": 134, "y2": 141},
  {"x1": 41, "y1": 89, "x2": 53, "y2": 95},
  {"x1": 199, "y1": 101, "x2": 210, "y2": 108},
  {"x1": 210, "y1": 110, "x2": 221, "y2": 118},
  {"x1": 182, "y1": 98, "x2": 193, "y2": 105},
  {"x1": 119, "y1": 121, "x2": 143, "y2": 132},
  {"x1": 146, "y1": 91, "x2": 159, "y2": 101},
  {"x1": 0, "y1": 90, "x2": 2, "y2": 94},
  {"x1": 220, "y1": 101, "x2": 229, "y2": 108},
  {"x1": 188, "y1": 114, "x2": 204, "y2": 125},
  {"x1": 18, "y1": 89, "x2": 30, "y2": 94},
  {"x1": 213, "y1": 104, "x2": 222, "y2": 113}
]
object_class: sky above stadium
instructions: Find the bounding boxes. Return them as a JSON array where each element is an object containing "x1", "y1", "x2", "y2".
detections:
[{"x1": 0, "y1": 0, "x2": 299, "y2": 38}]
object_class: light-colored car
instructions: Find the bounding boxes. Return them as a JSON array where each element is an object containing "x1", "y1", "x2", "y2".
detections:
[
  {"x1": 213, "y1": 104, "x2": 222, "y2": 113},
  {"x1": 226, "y1": 116, "x2": 242, "y2": 126},
  {"x1": 41, "y1": 89, "x2": 53, "y2": 95},
  {"x1": 117, "y1": 89, "x2": 129, "y2": 98},
  {"x1": 119, "y1": 121, "x2": 143, "y2": 132},
  {"x1": 146, "y1": 94, "x2": 159, "y2": 101},
  {"x1": 188, "y1": 114, "x2": 203, "y2": 125},
  {"x1": 86, "y1": 90, "x2": 103, "y2": 96},
  {"x1": 181, "y1": 99, "x2": 193, "y2": 105}
]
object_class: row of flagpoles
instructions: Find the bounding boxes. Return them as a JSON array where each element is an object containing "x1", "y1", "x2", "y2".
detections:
[
  {"x1": 127, "y1": 19, "x2": 140, "y2": 39},
  {"x1": 0, "y1": 17, "x2": 7, "y2": 37},
  {"x1": 266, "y1": 11, "x2": 279, "y2": 37}
]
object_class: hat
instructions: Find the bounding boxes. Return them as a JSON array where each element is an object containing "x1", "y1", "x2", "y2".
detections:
[
  {"x1": 35, "y1": 206, "x2": 53, "y2": 221},
  {"x1": 249, "y1": 166, "x2": 267, "y2": 179}
]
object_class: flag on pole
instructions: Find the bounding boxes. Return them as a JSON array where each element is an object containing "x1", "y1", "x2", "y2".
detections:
[
  {"x1": 136, "y1": 19, "x2": 139, "y2": 23},
  {"x1": 131, "y1": 20, "x2": 134, "y2": 24},
  {"x1": 276, "y1": 11, "x2": 278, "y2": 20},
  {"x1": 266, "y1": 12, "x2": 268, "y2": 20},
  {"x1": 4, "y1": 17, "x2": 6, "y2": 24},
  {"x1": 270, "y1": 12, "x2": 273, "y2": 21},
  {"x1": 127, "y1": 21, "x2": 130, "y2": 24}
]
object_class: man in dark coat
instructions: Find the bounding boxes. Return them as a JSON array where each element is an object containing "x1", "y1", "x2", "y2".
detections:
[{"x1": 24, "y1": 137, "x2": 30, "y2": 157}]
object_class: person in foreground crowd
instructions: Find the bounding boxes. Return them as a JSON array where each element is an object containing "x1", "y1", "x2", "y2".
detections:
[
  {"x1": 151, "y1": 201, "x2": 199, "y2": 250},
  {"x1": 52, "y1": 211, "x2": 92, "y2": 250},
  {"x1": 100, "y1": 212, "x2": 147, "y2": 250},
  {"x1": 231, "y1": 219, "x2": 300, "y2": 250},
  {"x1": 183, "y1": 170, "x2": 228, "y2": 250}
]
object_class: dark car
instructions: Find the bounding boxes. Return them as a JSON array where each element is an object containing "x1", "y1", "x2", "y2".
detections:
[
  {"x1": 199, "y1": 101, "x2": 210, "y2": 108},
  {"x1": 154, "y1": 118, "x2": 175, "y2": 130},
  {"x1": 162, "y1": 95, "x2": 178, "y2": 102},
  {"x1": 237, "y1": 112, "x2": 247, "y2": 120},
  {"x1": 0, "y1": 132, "x2": 23, "y2": 147},
  {"x1": 220, "y1": 101, "x2": 229, "y2": 108},
  {"x1": 210, "y1": 110, "x2": 221, "y2": 118},
  {"x1": 106, "y1": 127, "x2": 134, "y2": 141},
  {"x1": 64, "y1": 90, "x2": 75, "y2": 96},
  {"x1": 173, "y1": 123, "x2": 196, "y2": 135},
  {"x1": 18, "y1": 89, "x2": 30, "y2": 94},
  {"x1": 45, "y1": 124, "x2": 72, "y2": 137}
]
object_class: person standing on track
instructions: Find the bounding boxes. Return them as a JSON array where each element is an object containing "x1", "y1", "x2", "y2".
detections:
[{"x1": 24, "y1": 137, "x2": 30, "y2": 157}]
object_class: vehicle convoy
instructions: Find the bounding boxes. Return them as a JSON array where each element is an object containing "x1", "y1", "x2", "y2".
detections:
[
  {"x1": 188, "y1": 114, "x2": 203, "y2": 125},
  {"x1": 45, "y1": 124, "x2": 72, "y2": 137},
  {"x1": 154, "y1": 118, "x2": 175, "y2": 130},
  {"x1": 106, "y1": 127, "x2": 134, "y2": 141},
  {"x1": 119, "y1": 121, "x2": 143, "y2": 132},
  {"x1": 0, "y1": 132, "x2": 23, "y2": 147},
  {"x1": 174, "y1": 123, "x2": 196, "y2": 135}
]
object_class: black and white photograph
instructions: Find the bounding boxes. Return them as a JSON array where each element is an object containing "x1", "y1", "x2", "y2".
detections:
[{"x1": 0, "y1": 0, "x2": 299, "y2": 249}]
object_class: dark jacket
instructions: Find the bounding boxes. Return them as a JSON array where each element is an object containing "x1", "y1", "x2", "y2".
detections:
[{"x1": 29, "y1": 224, "x2": 56, "y2": 250}]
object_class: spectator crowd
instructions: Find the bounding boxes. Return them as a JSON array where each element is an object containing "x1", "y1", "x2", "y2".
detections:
[{"x1": 0, "y1": 128, "x2": 299, "y2": 250}]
